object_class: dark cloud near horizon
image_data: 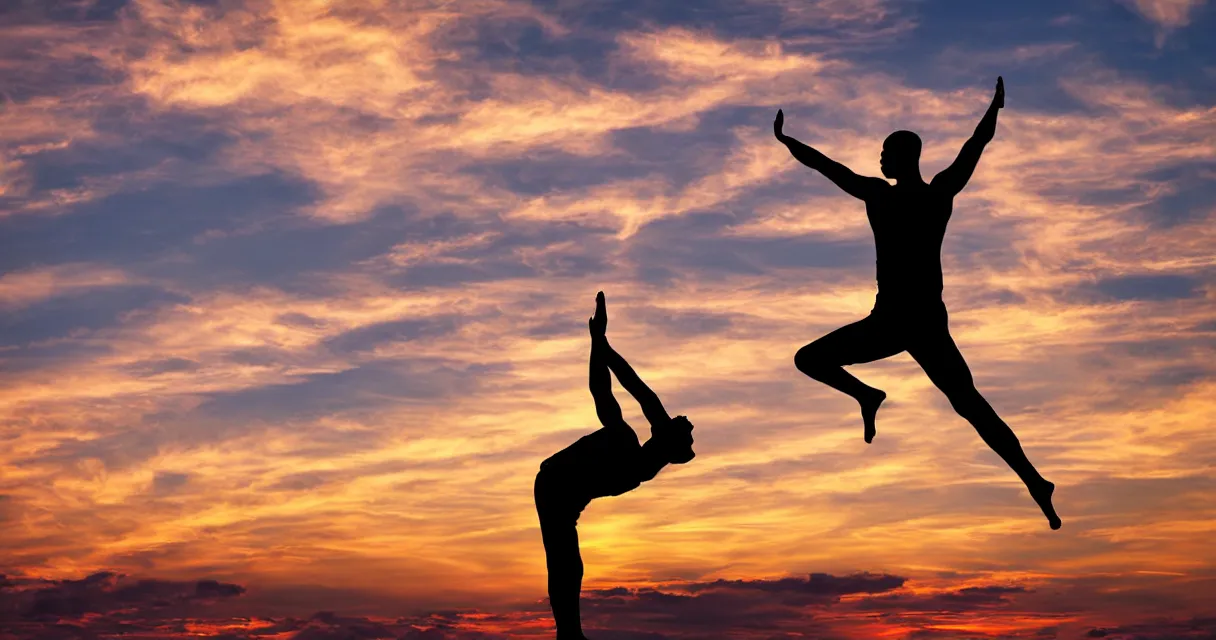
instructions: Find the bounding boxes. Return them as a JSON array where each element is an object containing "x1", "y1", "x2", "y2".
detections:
[
  {"x1": 680, "y1": 571, "x2": 906, "y2": 596},
  {"x1": 4, "y1": 571, "x2": 244, "y2": 620},
  {"x1": 857, "y1": 583, "x2": 1030, "y2": 613},
  {"x1": 0, "y1": 568, "x2": 1211, "y2": 639},
  {"x1": 574, "y1": 573, "x2": 997, "y2": 636},
  {"x1": 1085, "y1": 616, "x2": 1216, "y2": 640}
]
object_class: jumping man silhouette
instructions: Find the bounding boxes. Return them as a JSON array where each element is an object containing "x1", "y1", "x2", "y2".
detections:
[
  {"x1": 535, "y1": 292, "x2": 696, "y2": 639},
  {"x1": 775, "y1": 77, "x2": 1061, "y2": 530}
]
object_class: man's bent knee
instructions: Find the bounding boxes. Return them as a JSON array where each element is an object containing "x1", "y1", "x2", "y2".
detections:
[{"x1": 794, "y1": 344, "x2": 825, "y2": 374}]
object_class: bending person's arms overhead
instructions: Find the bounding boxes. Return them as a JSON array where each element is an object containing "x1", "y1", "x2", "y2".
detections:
[
  {"x1": 603, "y1": 342, "x2": 671, "y2": 429},
  {"x1": 932, "y1": 76, "x2": 1004, "y2": 196},
  {"x1": 591, "y1": 293, "x2": 672, "y2": 429},
  {"x1": 588, "y1": 299, "x2": 624, "y2": 429},
  {"x1": 774, "y1": 109, "x2": 886, "y2": 201}
]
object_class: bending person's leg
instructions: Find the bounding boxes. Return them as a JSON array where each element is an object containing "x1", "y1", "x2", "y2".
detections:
[
  {"x1": 908, "y1": 328, "x2": 1061, "y2": 530},
  {"x1": 542, "y1": 518, "x2": 584, "y2": 639},
  {"x1": 536, "y1": 475, "x2": 588, "y2": 639},
  {"x1": 794, "y1": 314, "x2": 904, "y2": 443}
]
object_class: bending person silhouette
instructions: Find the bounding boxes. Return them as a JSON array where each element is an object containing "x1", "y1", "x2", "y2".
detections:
[
  {"x1": 535, "y1": 292, "x2": 695, "y2": 639},
  {"x1": 775, "y1": 77, "x2": 1060, "y2": 530}
]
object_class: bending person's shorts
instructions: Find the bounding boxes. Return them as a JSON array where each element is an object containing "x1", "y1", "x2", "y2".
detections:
[{"x1": 535, "y1": 460, "x2": 590, "y2": 528}]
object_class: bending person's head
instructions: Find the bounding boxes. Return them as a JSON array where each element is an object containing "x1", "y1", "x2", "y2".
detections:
[
  {"x1": 880, "y1": 130, "x2": 922, "y2": 180},
  {"x1": 653, "y1": 415, "x2": 695, "y2": 464}
]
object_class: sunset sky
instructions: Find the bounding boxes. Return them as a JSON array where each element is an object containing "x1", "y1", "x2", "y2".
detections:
[{"x1": 1, "y1": 0, "x2": 1214, "y2": 638}]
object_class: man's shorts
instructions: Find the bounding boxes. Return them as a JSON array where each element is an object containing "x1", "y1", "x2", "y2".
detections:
[{"x1": 535, "y1": 460, "x2": 590, "y2": 527}]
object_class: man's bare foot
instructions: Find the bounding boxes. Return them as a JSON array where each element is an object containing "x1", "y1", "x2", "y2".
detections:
[
  {"x1": 859, "y1": 389, "x2": 886, "y2": 444},
  {"x1": 1031, "y1": 480, "x2": 1061, "y2": 530}
]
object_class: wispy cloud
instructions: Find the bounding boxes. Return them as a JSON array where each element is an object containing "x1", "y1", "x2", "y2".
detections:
[
  {"x1": 1120, "y1": 0, "x2": 1208, "y2": 29},
  {"x1": 1116, "y1": 0, "x2": 1210, "y2": 45}
]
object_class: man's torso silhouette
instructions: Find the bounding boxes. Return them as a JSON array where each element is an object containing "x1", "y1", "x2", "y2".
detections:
[
  {"x1": 868, "y1": 181, "x2": 952, "y2": 308},
  {"x1": 540, "y1": 424, "x2": 645, "y2": 512}
]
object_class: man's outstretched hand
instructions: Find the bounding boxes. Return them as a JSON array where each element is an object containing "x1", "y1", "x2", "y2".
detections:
[
  {"x1": 588, "y1": 291, "x2": 607, "y2": 338},
  {"x1": 994, "y1": 76, "x2": 1005, "y2": 109},
  {"x1": 773, "y1": 109, "x2": 786, "y2": 141}
]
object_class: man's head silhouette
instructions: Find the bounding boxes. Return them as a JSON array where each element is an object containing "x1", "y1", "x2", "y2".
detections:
[
  {"x1": 654, "y1": 415, "x2": 695, "y2": 464},
  {"x1": 880, "y1": 130, "x2": 922, "y2": 180}
]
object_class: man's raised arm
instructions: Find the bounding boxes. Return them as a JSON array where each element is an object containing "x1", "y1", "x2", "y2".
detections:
[
  {"x1": 590, "y1": 293, "x2": 671, "y2": 429},
  {"x1": 588, "y1": 298, "x2": 624, "y2": 429},
  {"x1": 601, "y1": 340, "x2": 671, "y2": 430},
  {"x1": 774, "y1": 109, "x2": 885, "y2": 201},
  {"x1": 933, "y1": 76, "x2": 1004, "y2": 196}
]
